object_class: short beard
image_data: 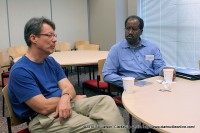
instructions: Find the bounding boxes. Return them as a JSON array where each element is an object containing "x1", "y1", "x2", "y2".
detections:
[{"x1": 127, "y1": 38, "x2": 140, "y2": 47}]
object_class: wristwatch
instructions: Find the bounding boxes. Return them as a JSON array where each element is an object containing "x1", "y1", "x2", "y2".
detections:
[{"x1": 62, "y1": 91, "x2": 72, "y2": 100}]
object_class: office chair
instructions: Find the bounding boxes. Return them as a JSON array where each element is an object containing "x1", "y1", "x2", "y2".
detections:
[
  {"x1": 2, "y1": 85, "x2": 30, "y2": 133},
  {"x1": 76, "y1": 44, "x2": 100, "y2": 51},
  {"x1": 1, "y1": 49, "x2": 12, "y2": 117},
  {"x1": 55, "y1": 42, "x2": 72, "y2": 76},
  {"x1": 74, "y1": 40, "x2": 89, "y2": 50},
  {"x1": 82, "y1": 59, "x2": 110, "y2": 95},
  {"x1": 55, "y1": 42, "x2": 71, "y2": 51}
]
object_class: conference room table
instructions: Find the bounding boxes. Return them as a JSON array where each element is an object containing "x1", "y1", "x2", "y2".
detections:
[
  {"x1": 49, "y1": 50, "x2": 108, "y2": 66},
  {"x1": 14, "y1": 50, "x2": 109, "y2": 86},
  {"x1": 122, "y1": 76, "x2": 200, "y2": 133}
]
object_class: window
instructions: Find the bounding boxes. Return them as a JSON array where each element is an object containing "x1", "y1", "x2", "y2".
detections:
[{"x1": 138, "y1": 0, "x2": 200, "y2": 69}]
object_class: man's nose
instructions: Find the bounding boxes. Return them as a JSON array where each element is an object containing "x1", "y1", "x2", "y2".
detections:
[
  {"x1": 52, "y1": 36, "x2": 57, "y2": 42},
  {"x1": 128, "y1": 30, "x2": 134, "y2": 34}
]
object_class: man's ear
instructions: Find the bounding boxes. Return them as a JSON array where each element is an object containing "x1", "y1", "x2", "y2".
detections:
[
  {"x1": 29, "y1": 34, "x2": 38, "y2": 44},
  {"x1": 140, "y1": 30, "x2": 143, "y2": 35}
]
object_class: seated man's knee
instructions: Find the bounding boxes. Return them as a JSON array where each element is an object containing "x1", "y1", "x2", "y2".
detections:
[{"x1": 97, "y1": 95, "x2": 114, "y2": 103}]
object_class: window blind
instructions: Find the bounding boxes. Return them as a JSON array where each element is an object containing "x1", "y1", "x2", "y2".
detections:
[{"x1": 138, "y1": 0, "x2": 200, "y2": 69}]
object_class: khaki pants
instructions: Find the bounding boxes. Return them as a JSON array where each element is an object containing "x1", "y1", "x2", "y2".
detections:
[{"x1": 28, "y1": 95, "x2": 129, "y2": 133}]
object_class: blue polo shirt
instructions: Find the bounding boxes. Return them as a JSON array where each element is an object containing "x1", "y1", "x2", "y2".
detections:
[{"x1": 8, "y1": 55, "x2": 66, "y2": 120}]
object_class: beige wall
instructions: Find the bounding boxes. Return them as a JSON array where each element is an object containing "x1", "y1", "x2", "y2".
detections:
[
  {"x1": 128, "y1": 0, "x2": 137, "y2": 16},
  {"x1": 89, "y1": 0, "x2": 137, "y2": 50},
  {"x1": 88, "y1": 0, "x2": 116, "y2": 51}
]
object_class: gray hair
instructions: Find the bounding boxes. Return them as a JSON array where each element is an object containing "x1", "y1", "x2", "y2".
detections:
[{"x1": 24, "y1": 17, "x2": 55, "y2": 46}]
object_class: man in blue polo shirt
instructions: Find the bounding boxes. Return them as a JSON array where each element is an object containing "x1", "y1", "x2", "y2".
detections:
[{"x1": 8, "y1": 17, "x2": 128, "y2": 133}]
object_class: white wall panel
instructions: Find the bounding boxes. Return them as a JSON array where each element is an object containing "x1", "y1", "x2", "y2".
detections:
[
  {"x1": 52, "y1": 0, "x2": 88, "y2": 49},
  {"x1": 0, "y1": 0, "x2": 10, "y2": 50},
  {"x1": 8, "y1": 0, "x2": 51, "y2": 46}
]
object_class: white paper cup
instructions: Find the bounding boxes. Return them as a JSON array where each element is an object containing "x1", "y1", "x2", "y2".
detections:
[
  {"x1": 163, "y1": 69, "x2": 174, "y2": 83},
  {"x1": 122, "y1": 77, "x2": 135, "y2": 93}
]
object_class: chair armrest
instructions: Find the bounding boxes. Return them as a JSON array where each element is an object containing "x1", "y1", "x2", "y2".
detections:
[{"x1": 1, "y1": 64, "x2": 11, "y2": 68}]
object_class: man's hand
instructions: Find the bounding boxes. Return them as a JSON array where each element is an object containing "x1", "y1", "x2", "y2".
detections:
[{"x1": 54, "y1": 95, "x2": 72, "y2": 124}]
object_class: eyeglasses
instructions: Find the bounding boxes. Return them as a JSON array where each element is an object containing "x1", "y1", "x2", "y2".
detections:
[
  {"x1": 125, "y1": 27, "x2": 140, "y2": 32},
  {"x1": 37, "y1": 33, "x2": 57, "y2": 39}
]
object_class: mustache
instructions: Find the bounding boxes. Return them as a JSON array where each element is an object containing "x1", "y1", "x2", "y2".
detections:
[{"x1": 127, "y1": 35, "x2": 136, "y2": 39}]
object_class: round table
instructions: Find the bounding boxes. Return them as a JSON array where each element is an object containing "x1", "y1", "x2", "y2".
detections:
[{"x1": 122, "y1": 76, "x2": 200, "y2": 133}]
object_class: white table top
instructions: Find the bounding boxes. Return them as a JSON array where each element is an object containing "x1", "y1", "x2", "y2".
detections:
[
  {"x1": 14, "y1": 51, "x2": 109, "y2": 67},
  {"x1": 50, "y1": 51, "x2": 108, "y2": 67},
  {"x1": 122, "y1": 76, "x2": 200, "y2": 133}
]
